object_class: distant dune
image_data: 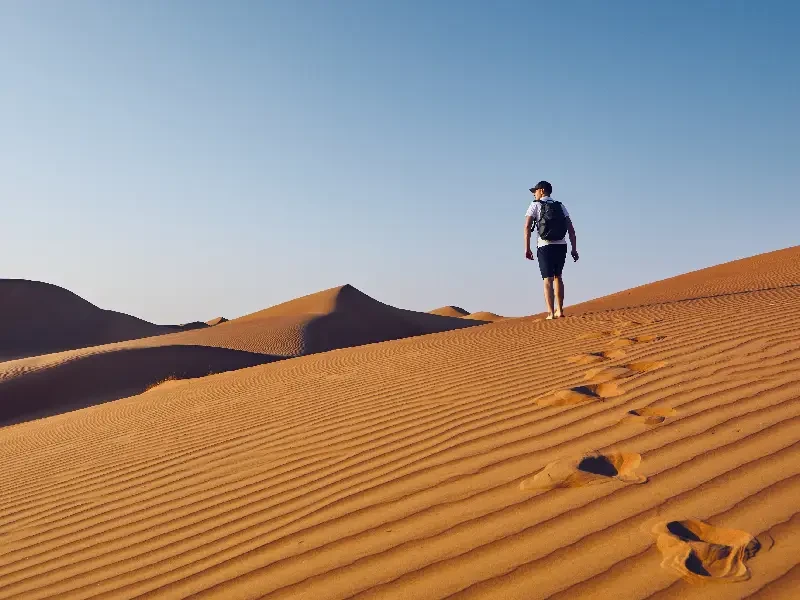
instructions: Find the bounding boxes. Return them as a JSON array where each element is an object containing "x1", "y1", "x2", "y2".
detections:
[
  {"x1": 0, "y1": 284, "x2": 485, "y2": 424},
  {"x1": 173, "y1": 284, "x2": 487, "y2": 357},
  {"x1": 206, "y1": 317, "x2": 229, "y2": 326},
  {"x1": 428, "y1": 305, "x2": 470, "y2": 318},
  {"x1": 172, "y1": 321, "x2": 210, "y2": 331},
  {"x1": 430, "y1": 307, "x2": 506, "y2": 321},
  {"x1": 0, "y1": 279, "x2": 173, "y2": 360},
  {"x1": 2, "y1": 246, "x2": 798, "y2": 597},
  {"x1": 464, "y1": 311, "x2": 506, "y2": 321}
]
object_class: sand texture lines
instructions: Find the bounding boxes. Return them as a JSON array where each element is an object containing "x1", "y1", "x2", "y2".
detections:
[
  {"x1": 1, "y1": 251, "x2": 800, "y2": 598},
  {"x1": 0, "y1": 284, "x2": 483, "y2": 426},
  {"x1": 565, "y1": 245, "x2": 800, "y2": 315}
]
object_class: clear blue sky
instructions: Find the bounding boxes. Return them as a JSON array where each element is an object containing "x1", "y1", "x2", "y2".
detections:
[{"x1": 2, "y1": 1, "x2": 798, "y2": 323}]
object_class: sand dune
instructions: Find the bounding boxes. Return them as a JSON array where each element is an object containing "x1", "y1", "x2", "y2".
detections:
[
  {"x1": 429, "y1": 307, "x2": 506, "y2": 322},
  {"x1": 176, "y1": 321, "x2": 211, "y2": 331},
  {"x1": 0, "y1": 279, "x2": 174, "y2": 360},
  {"x1": 568, "y1": 245, "x2": 800, "y2": 315},
  {"x1": 0, "y1": 346, "x2": 277, "y2": 427},
  {"x1": 168, "y1": 284, "x2": 486, "y2": 357},
  {"x1": 206, "y1": 317, "x2": 229, "y2": 326},
  {"x1": 428, "y1": 306, "x2": 470, "y2": 318},
  {"x1": 0, "y1": 284, "x2": 484, "y2": 424},
  {"x1": 0, "y1": 248, "x2": 798, "y2": 598},
  {"x1": 464, "y1": 311, "x2": 505, "y2": 321}
]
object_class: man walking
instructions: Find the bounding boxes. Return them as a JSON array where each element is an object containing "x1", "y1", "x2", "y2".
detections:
[{"x1": 524, "y1": 181, "x2": 579, "y2": 319}]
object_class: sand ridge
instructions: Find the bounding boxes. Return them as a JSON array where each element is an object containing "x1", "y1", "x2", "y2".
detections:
[
  {"x1": 0, "y1": 248, "x2": 798, "y2": 598},
  {"x1": 429, "y1": 308, "x2": 506, "y2": 321},
  {"x1": 428, "y1": 306, "x2": 470, "y2": 318},
  {"x1": 463, "y1": 311, "x2": 506, "y2": 322},
  {"x1": 566, "y1": 245, "x2": 800, "y2": 316},
  {"x1": 198, "y1": 284, "x2": 487, "y2": 357},
  {"x1": 0, "y1": 284, "x2": 486, "y2": 425},
  {"x1": 0, "y1": 279, "x2": 177, "y2": 361}
]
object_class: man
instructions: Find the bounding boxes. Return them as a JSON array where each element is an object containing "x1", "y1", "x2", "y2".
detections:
[{"x1": 524, "y1": 180, "x2": 579, "y2": 319}]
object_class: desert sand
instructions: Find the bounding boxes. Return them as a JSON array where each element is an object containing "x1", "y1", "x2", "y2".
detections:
[
  {"x1": 463, "y1": 311, "x2": 506, "y2": 322},
  {"x1": 429, "y1": 307, "x2": 506, "y2": 322},
  {"x1": 0, "y1": 246, "x2": 798, "y2": 598},
  {"x1": 428, "y1": 306, "x2": 471, "y2": 318},
  {"x1": 0, "y1": 284, "x2": 482, "y2": 426}
]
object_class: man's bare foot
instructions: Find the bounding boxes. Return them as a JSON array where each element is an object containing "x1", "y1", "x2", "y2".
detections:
[
  {"x1": 546, "y1": 314, "x2": 555, "y2": 320},
  {"x1": 555, "y1": 311, "x2": 565, "y2": 318}
]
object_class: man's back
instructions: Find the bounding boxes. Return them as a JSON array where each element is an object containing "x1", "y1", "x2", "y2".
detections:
[{"x1": 525, "y1": 196, "x2": 570, "y2": 247}]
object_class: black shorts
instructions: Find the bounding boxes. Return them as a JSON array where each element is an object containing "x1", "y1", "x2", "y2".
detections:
[{"x1": 537, "y1": 244, "x2": 568, "y2": 279}]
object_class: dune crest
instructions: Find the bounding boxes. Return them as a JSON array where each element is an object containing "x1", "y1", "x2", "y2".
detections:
[
  {"x1": 568, "y1": 245, "x2": 800, "y2": 315},
  {"x1": 428, "y1": 305, "x2": 470, "y2": 318},
  {"x1": 464, "y1": 311, "x2": 505, "y2": 321},
  {"x1": 194, "y1": 284, "x2": 486, "y2": 357},
  {"x1": 176, "y1": 321, "x2": 210, "y2": 331},
  {"x1": 0, "y1": 279, "x2": 171, "y2": 360}
]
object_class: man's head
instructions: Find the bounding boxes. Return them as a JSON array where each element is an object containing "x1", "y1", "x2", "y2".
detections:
[{"x1": 530, "y1": 180, "x2": 552, "y2": 200}]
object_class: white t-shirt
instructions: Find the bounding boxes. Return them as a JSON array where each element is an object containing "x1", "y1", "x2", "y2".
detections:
[{"x1": 525, "y1": 196, "x2": 570, "y2": 247}]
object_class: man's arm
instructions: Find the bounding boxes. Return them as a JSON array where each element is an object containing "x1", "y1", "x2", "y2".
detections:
[
  {"x1": 566, "y1": 216, "x2": 579, "y2": 260},
  {"x1": 524, "y1": 216, "x2": 534, "y2": 259}
]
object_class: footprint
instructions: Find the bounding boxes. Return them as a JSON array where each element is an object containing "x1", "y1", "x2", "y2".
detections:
[
  {"x1": 584, "y1": 361, "x2": 667, "y2": 384},
  {"x1": 568, "y1": 349, "x2": 628, "y2": 365},
  {"x1": 614, "y1": 319, "x2": 643, "y2": 328},
  {"x1": 626, "y1": 360, "x2": 667, "y2": 373},
  {"x1": 635, "y1": 334, "x2": 665, "y2": 343},
  {"x1": 607, "y1": 335, "x2": 665, "y2": 348},
  {"x1": 584, "y1": 366, "x2": 636, "y2": 383},
  {"x1": 568, "y1": 353, "x2": 607, "y2": 365},
  {"x1": 535, "y1": 382, "x2": 624, "y2": 406},
  {"x1": 520, "y1": 452, "x2": 647, "y2": 490},
  {"x1": 652, "y1": 519, "x2": 761, "y2": 583},
  {"x1": 622, "y1": 406, "x2": 677, "y2": 425}
]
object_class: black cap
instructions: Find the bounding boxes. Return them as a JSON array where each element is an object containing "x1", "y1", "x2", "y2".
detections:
[{"x1": 529, "y1": 181, "x2": 552, "y2": 195}]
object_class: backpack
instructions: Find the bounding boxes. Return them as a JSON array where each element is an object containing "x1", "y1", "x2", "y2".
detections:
[{"x1": 533, "y1": 200, "x2": 568, "y2": 241}]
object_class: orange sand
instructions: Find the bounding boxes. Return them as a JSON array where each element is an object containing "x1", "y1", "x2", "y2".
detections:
[
  {"x1": 429, "y1": 306, "x2": 470, "y2": 318},
  {"x1": 0, "y1": 285, "x2": 483, "y2": 425},
  {"x1": 463, "y1": 311, "x2": 506, "y2": 322},
  {"x1": 0, "y1": 246, "x2": 798, "y2": 598}
]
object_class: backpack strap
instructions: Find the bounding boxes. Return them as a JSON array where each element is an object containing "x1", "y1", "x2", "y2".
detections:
[{"x1": 531, "y1": 199, "x2": 544, "y2": 231}]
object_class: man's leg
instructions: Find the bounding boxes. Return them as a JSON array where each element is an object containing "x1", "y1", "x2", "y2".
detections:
[
  {"x1": 543, "y1": 277, "x2": 555, "y2": 318},
  {"x1": 554, "y1": 276, "x2": 565, "y2": 317}
]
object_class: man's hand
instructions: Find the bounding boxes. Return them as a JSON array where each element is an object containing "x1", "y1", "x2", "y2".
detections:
[
  {"x1": 571, "y1": 249, "x2": 580, "y2": 262},
  {"x1": 524, "y1": 216, "x2": 534, "y2": 260}
]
